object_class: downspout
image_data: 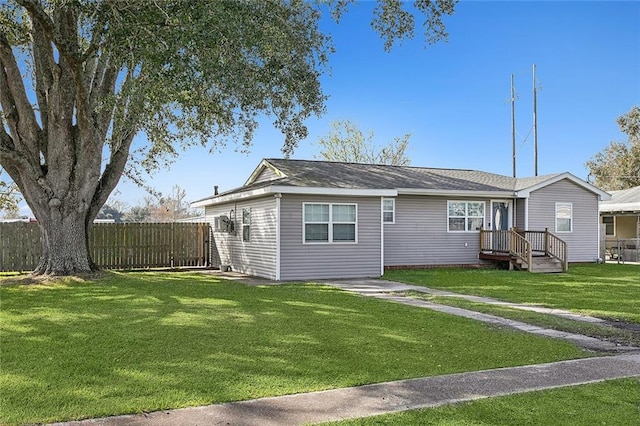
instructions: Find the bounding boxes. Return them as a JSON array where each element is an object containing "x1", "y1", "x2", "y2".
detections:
[
  {"x1": 275, "y1": 193, "x2": 281, "y2": 281},
  {"x1": 596, "y1": 201, "x2": 601, "y2": 262},
  {"x1": 524, "y1": 197, "x2": 529, "y2": 230}
]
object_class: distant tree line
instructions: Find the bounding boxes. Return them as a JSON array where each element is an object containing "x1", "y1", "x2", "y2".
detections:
[{"x1": 95, "y1": 185, "x2": 201, "y2": 223}]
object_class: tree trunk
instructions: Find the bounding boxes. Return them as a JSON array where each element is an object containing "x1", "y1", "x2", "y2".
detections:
[{"x1": 33, "y1": 200, "x2": 96, "y2": 276}]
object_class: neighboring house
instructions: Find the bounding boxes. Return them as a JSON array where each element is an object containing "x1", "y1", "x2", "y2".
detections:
[
  {"x1": 599, "y1": 185, "x2": 640, "y2": 262},
  {"x1": 192, "y1": 159, "x2": 610, "y2": 280}
]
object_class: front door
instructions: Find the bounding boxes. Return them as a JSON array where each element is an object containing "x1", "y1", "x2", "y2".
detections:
[{"x1": 491, "y1": 201, "x2": 509, "y2": 252}]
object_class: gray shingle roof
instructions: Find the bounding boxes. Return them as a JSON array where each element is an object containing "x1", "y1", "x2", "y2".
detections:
[
  {"x1": 263, "y1": 158, "x2": 561, "y2": 192},
  {"x1": 602, "y1": 185, "x2": 640, "y2": 204},
  {"x1": 193, "y1": 158, "x2": 586, "y2": 204},
  {"x1": 600, "y1": 185, "x2": 640, "y2": 212}
]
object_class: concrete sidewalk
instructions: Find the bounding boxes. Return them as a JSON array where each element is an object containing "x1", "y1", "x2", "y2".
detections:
[{"x1": 54, "y1": 354, "x2": 640, "y2": 426}]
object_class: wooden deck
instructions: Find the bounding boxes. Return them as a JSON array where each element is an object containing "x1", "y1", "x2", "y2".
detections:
[{"x1": 479, "y1": 228, "x2": 568, "y2": 273}]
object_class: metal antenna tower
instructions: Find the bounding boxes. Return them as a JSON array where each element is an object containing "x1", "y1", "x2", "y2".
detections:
[{"x1": 511, "y1": 74, "x2": 516, "y2": 177}]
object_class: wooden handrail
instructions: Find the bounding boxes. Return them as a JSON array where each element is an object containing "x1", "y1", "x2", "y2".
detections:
[
  {"x1": 480, "y1": 228, "x2": 567, "y2": 272},
  {"x1": 544, "y1": 229, "x2": 568, "y2": 271},
  {"x1": 509, "y1": 229, "x2": 532, "y2": 268}
]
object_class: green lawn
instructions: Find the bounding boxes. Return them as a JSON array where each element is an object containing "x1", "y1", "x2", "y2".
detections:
[
  {"x1": 0, "y1": 272, "x2": 588, "y2": 425},
  {"x1": 403, "y1": 293, "x2": 640, "y2": 348},
  {"x1": 384, "y1": 264, "x2": 640, "y2": 324},
  {"x1": 327, "y1": 378, "x2": 640, "y2": 425}
]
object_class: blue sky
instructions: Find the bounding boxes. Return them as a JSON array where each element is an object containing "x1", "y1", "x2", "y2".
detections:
[{"x1": 17, "y1": 1, "x2": 640, "y2": 213}]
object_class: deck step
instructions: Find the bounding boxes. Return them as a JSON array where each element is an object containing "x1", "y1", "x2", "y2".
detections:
[{"x1": 515, "y1": 256, "x2": 563, "y2": 273}]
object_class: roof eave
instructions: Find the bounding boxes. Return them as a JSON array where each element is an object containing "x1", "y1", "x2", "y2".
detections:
[
  {"x1": 191, "y1": 187, "x2": 273, "y2": 207},
  {"x1": 271, "y1": 186, "x2": 397, "y2": 197},
  {"x1": 599, "y1": 203, "x2": 640, "y2": 214},
  {"x1": 191, "y1": 185, "x2": 398, "y2": 207},
  {"x1": 397, "y1": 188, "x2": 515, "y2": 198}
]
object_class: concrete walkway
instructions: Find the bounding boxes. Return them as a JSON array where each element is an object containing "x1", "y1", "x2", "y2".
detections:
[
  {"x1": 51, "y1": 274, "x2": 640, "y2": 426},
  {"x1": 322, "y1": 278, "x2": 639, "y2": 353},
  {"x1": 324, "y1": 278, "x2": 607, "y2": 324}
]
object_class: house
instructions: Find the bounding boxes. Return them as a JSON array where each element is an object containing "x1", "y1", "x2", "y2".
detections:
[
  {"x1": 599, "y1": 185, "x2": 640, "y2": 262},
  {"x1": 192, "y1": 159, "x2": 610, "y2": 280}
]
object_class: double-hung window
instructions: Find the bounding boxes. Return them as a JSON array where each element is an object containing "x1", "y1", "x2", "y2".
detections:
[
  {"x1": 304, "y1": 203, "x2": 356, "y2": 243},
  {"x1": 447, "y1": 201, "x2": 485, "y2": 232},
  {"x1": 556, "y1": 202, "x2": 573, "y2": 232},
  {"x1": 382, "y1": 198, "x2": 395, "y2": 223},
  {"x1": 242, "y1": 208, "x2": 251, "y2": 242},
  {"x1": 602, "y1": 216, "x2": 614, "y2": 236}
]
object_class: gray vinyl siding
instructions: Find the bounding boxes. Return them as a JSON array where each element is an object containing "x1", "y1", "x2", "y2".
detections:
[
  {"x1": 526, "y1": 179, "x2": 600, "y2": 262},
  {"x1": 253, "y1": 167, "x2": 280, "y2": 184},
  {"x1": 204, "y1": 196, "x2": 277, "y2": 279},
  {"x1": 515, "y1": 198, "x2": 526, "y2": 229},
  {"x1": 279, "y1": 195, "x2": 381, "y2": 280},
  {"x1": 384, "y1": 195, "x2": 490, "y2": 267}
]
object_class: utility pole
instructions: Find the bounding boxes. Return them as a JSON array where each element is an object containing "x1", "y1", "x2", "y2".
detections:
[
  {"x1": 533, "y1": 64, "x2": 538, "y2": 176},
  {"x1": 511, "y1": 74, "x2": 516, "y2": 177}
]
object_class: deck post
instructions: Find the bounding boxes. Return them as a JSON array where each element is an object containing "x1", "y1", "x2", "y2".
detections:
[
  {"x1": 544, "y1": 227, "x2": 549, "y2": 256},
  {"x1": 509, "y1": 228, "x2": 514, "y2": 255}
]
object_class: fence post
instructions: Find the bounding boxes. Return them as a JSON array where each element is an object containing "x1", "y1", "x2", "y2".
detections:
[{"x1": 170, "y1": 222, "x2": 174, "y2": 268}]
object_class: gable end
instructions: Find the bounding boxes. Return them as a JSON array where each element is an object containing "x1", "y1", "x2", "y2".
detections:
[{"x1": 245, "y1": 159, "x2": 287, "y2": 186}]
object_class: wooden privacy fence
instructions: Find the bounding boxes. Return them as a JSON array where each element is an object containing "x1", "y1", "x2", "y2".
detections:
[
  {"x1": 0, "y1": 222, "x2": 42, "y2": 272},
  {"x1": 0, "y1": 222, "x2": 210, "y2": 272}
]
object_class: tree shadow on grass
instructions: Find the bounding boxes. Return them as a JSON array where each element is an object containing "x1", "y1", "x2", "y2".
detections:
[{"x1": 0, "y1": 271, "x2": 588, "y2": 425}]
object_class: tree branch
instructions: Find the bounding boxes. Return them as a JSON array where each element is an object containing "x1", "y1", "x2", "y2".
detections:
[
  {"x1": 89, "y1": 129, "x2": 136, "y2": 220},
  {"x1": 31, "y1": 19, "x2": 55, "y2": 154},
  {"x1": 0, "y1": 118, "x2": 14, "y2": 149},
  {"x1": 17, "y1": 0, "x2": 81, "y2": 66},
  {"x1": 0, "y1": 32, "x2": 42, "y2": 159}
]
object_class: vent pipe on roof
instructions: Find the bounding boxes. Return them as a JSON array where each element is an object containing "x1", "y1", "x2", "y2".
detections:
[{"x1": 214, "y1": 185, "x2": 219, "y2": 196}]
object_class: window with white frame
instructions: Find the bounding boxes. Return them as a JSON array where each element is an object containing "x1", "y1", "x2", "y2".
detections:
[
  {"x1": 447, "y1": 201, "x2": 485, "y2": 232},
  {"x1": 602, "y1": 216, "x2": 615, "y2": 236},
  {"x1": 382, "y1": 198, "x2": 395, "y2": 223},
  {"x1": 556, "y1": 202, "x2": 573, "y2": 232},
  {"x1": 304, "y1": 203, "x2": 356, "y2": 243},
  {"x1": 242, "y1": 208, "x2": 251, "y2": 242}
]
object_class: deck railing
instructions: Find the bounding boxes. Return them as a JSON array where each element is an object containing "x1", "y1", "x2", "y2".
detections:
[
  {"x1": 480, "y1": 228, "x2": 567, "y2": 271},
  {"x1": 544, "y1": 229, "x2": 569, "y2": 271},
  {"x1": 510, "y1": 230, "x2": 533, "y2": 268}
]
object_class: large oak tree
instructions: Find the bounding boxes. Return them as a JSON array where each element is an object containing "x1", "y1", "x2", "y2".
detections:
[{"x1": 0, "y1": 0, "x2": 456, "y2": 275}]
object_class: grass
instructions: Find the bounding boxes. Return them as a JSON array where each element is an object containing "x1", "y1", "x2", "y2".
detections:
[
  {"x1": 326, "y1": 378, "x2": 640, "y2": 425},
  {"x1": 0, "y1": 272, "x2": 589, "y2": 425},
  {"x1": 384, "y1": 264, "x2": 640, "y2": 324},
  {"x1": 402, "y1": 293, "x2": 640, "y2": 348}
]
